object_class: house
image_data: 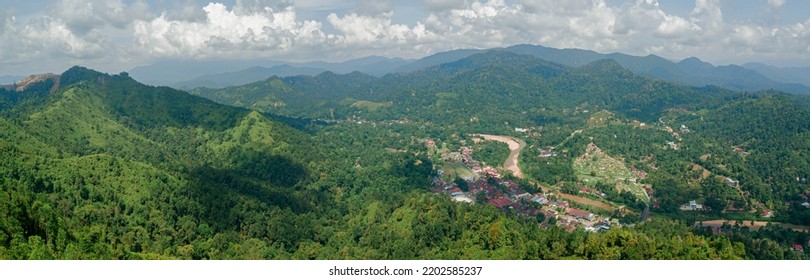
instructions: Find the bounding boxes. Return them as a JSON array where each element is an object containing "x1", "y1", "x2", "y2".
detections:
[
  {"x1": 531, "y1": 194, "x2": 548, "y2": 205},
  {"x1": 791, "y1": 244, "x2": 804, "y2": 251},
  {"x1": 538, "y1": 147, "x2": 557, "y2": 158},
  {"x1": 448, "y1": 187, "x2": 463, "y2": 196},
  {"x1": 483, "y1": 166, "x2": 500, "y2": 178},
  {"x1": 801, "y1": 202, "x2": 810, "y2": 208},
  {"x1": 488, "y1": 197, "x2": 513, "y2": 209},
  {"x1": 515, "y1": 127, "x2": 529, "y2": 133},
  {"x1": 725, "y1": 177, "x2": 739, "y2": 187},
  {"x1": 566, "y1": 208, "x2": 595, "y2": 221},
  {"x1": 682, "y1": 200, "x2": 704, "y2": 211}
]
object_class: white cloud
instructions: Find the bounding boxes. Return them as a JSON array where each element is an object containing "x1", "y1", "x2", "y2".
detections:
[
  {"x1": 133, "y1": 3, "x2": 326, "y2": 58},
  {"x1": 4, "y1": 0, "x2": 810, "y2": 75},
  {"x1": 50, "y1": 0, "x2": 154, "y2": 32},
  {"x1": 768, "y1": 0, "x2": 786, "y2": 9}
]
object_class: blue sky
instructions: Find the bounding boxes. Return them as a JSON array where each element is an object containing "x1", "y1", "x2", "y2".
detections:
[{"x1": 2, "y1": 0, "x2": 810, "y2": 75}]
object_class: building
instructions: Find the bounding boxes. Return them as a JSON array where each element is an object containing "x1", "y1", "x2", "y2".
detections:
[
  {"x1": 531, "y1": 194, "x2": 548, "y2": 205},
  {"x1": 488, "y1": 197, "x2": 513, "y2": 209},
  {"x1": 448, "y1": 187, "x2": 463, "y2": 196},
  {"x1": 566, "y1": 208, "x2": 595, "y2": 221},
  {"x1": 681, "y1": 200, "x2": 704, "y2": 211}
]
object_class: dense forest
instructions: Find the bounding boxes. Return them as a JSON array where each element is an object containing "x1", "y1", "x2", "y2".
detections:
[{"x1": 1, "y1": 54, "x2": 809, "y2": 260}]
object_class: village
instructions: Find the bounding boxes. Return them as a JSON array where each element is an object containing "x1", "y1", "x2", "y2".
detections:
[{"x1": 427, "y1": 137, "x2": 617, "y2": 233}]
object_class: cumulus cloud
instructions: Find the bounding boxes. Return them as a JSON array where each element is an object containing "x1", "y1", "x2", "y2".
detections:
[
  {"x1": 3, "y1": 0, "x2": 810, "y2": 75},
  {"x1": 50, "y1": 0, "x2": 153, "y2": 33},
  {"x1": 133, "y1": 3, "x2": 325, "y2": 57}
]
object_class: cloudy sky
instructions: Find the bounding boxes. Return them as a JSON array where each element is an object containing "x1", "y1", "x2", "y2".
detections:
[{"x1": 2, "y1": 0, "x2": 810, "y2": 76}]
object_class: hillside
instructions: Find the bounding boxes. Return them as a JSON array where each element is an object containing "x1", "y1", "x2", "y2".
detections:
[
  {"x1": 391, "y1": 45, "x2": 810, "y2": 95},
  {"x1": 2, "y1": 64, "x2": 808, "y2": 260},
  {"x1": 192, "y1": 51, "x2": 810, "y2": 229}
]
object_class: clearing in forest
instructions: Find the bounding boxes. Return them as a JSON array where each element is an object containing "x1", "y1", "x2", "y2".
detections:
[
  {"x1": 439, "y1": 163, "x2": 477, "y2": 181},
  {"x1": 586, "y1": 110, "x2": 621, "y2": 127},
  {"x1": 573, "y1": 143, "x2": 650, "y2": 203}
]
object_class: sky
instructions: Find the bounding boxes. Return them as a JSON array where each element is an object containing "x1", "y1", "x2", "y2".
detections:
[{"x1": 1, "y1": 0, "x2": 810, "y2": 76}]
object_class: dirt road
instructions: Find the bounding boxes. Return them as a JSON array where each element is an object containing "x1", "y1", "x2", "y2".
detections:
[
  {"x1": 698, "y1": 219, "x2": 810, "y2": 232},
  {"x1": 474, "y1": 134, "x2": 527, "y2": 178}
]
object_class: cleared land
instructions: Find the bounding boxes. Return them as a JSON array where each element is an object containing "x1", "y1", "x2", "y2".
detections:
[
  {"x1": 440, "y1": 163, "x2": 477, "y2": 181},
  {"x1": 698, "y1": 220, "x2": 810, "y2": 233},
  {"x1": 573, "y1": 143, "x2": 650, "y2": 202}
]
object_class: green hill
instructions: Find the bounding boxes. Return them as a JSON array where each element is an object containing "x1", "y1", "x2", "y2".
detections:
[{"x1": 1, "y1": 63, "x2": 807, "y2": 260}]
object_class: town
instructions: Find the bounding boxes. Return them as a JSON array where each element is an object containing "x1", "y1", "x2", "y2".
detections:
[{"x1": 427, "y1": 136, "x2": 616, "y2": 233}]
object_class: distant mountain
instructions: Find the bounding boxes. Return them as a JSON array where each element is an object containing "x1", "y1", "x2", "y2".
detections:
[
  {"x1": 172, "y1": 65, "x2": 328, "y2": 90},
  {"x1": 394, "y1": 44, "x2": 810, "y2": 95},
  {"x1": 130, "y1": 56, "x2": 412, "y2": 88},
  {"x1": 299, "y1": 56, "x2": 412, "y2": 76},
  {"x1": 392, "y1": 49, "x2": 487, "y2": 73},
  {"x1": 128, "y1": 59, "x2": 284, "y2": 86},
  {"x1": 677, "y1": 59, "x2": 810, "y2": 94},
  {"x1": 742, "y1": 63, "x2": 810, "y2": 88}
]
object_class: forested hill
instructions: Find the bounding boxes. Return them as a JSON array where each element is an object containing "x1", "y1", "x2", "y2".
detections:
[
  {"x1": 192, "y1": 51, "x2": 810, "y2": 236},
  {"x1": 193, "y1": 51, "x2": 733, "y2": 128},
  {"x1": 1, "y1": 65, "x2": 807, "y2": 260},
  {"x1": 0, "y1": 67, "x2": 326, "y2": 259}
]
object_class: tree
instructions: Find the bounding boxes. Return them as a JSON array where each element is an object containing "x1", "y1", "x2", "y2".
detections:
[{"x1": 455, "y1": 177, "x2": 469, "y2": 192}]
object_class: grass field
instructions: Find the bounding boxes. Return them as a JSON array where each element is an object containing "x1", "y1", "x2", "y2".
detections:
[
  {"x1": 439, "y1": 163, "x2": 477, "y2": 181},
  {"x1": 349, "y1": 100, "x2": 392, "y2": 110},
  {"x1": 573, "y1": 143, "x2": 650, "y2": 202}
]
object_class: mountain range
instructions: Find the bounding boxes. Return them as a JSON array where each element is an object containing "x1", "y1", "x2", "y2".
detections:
[
  {"x1": 2, "y1": 49, "x2": 809, "y2": 259},
  {"x1": 126, "y1": 44, "x2": 810, "y2": 95}
]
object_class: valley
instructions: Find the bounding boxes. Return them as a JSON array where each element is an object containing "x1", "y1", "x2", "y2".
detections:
[{"x1": 2, "y1": 47, "x2": 810, "y2": 260}]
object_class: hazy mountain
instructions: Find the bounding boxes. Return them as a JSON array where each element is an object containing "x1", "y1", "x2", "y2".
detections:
[
  {"x1": 669, "y1": 57, "x2": 807, "y2": 93},
  {"x1": 394, "y1": 44, "x2": 810, "y2": 95},
  {"x1": 742, "y1": 63, "x2": 810, "y2": 88},
  {"x1": 130, "y1": 56, "x2": 412, "y2": 88},
  {"x1": 128, "y1": 59, "x2": 284, "y2": 86},
  {"x1": 392, "y1": 48, "x2": 488, "y2": 73},
  {"x1": 172, "y1": 65, "x2": 328, "y2": 90},
  {"x1": 298, "y1": 56, "x2": 413, "y2": 76}
]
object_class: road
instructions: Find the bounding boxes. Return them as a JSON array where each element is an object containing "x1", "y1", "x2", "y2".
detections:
[{"x1": 698, "y1": 220, "x2": 810, "y2": 232}]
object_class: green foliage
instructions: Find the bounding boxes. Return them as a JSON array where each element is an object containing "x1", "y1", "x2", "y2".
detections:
[{"x1": 2, "y1": 61, "x2": 808, "y2": 260}]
